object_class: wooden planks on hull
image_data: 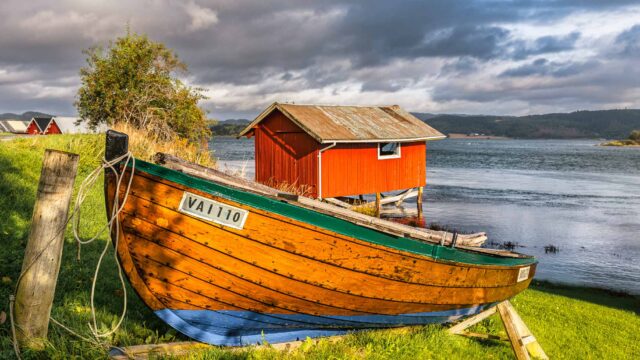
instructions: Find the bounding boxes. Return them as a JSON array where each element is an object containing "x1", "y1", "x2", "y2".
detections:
[
  {"x1": 125, "y1": 226, "x2": 485, "y2": 315},
  {"x1": 120, "y1": 171, "x2": 533, "y2": 286},
  {"x1": 119, "y1": 193, "x2": 531, "y2": 303},
  {"x1": 108, "y1": 172, "x2": 533, "y2": 317}
]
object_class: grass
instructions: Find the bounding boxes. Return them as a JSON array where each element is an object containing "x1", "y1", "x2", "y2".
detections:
[{"x1": 1, "y1": 134, "x2": 639, "y2": 359}]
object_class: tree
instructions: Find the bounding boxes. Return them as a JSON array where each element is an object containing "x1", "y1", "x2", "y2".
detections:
[
  {"x1": 629, "y1": 130, "x2": 640, "y2": 142},
  {"x1": 75, "y1": 31, "x2": 210, "y2": 143}
]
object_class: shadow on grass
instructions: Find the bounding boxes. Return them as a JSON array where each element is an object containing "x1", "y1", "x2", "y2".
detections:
[
  {"x1": 0, "y1": 151, "x2": 39, "y2": 314},
  {"x1": 529, "y1": 280, "x2": 640, "y2": 315}
]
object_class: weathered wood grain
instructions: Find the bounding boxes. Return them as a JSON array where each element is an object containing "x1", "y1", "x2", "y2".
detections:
[{"x1": 15, "y1": 150, "x2": 78, "y2": 349}]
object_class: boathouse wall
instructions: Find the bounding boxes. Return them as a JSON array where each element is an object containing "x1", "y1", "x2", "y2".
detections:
[
  {"x1": 44, "y1": 120, "x2": 62, "y2": 135},
  {"x1": 254, "y1": 110, "x2": 320, "y2": 197},
  {"x1": 321, "y1": 142, "x2": 426, "y2": 198},
  {"x1": 26, "y1": 121, "x2": 40, "y2": 135}
]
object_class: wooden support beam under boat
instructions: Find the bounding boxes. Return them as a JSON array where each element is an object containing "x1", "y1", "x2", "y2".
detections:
[{"x1": 449, "y1": 300, "x2": 548, "y2": 360}]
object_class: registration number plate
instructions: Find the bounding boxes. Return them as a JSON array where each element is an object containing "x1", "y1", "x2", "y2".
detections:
[
  {"x1": 517, "y1": 266, "x2": 531, "y2": 282},
  {"x1": 178, "y1": 192, "x2": 248, "y2": 230}
]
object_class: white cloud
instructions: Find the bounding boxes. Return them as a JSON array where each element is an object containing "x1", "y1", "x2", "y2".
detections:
[{"x1": 184, "y1": 1, "x2": 218, "y2": 32}]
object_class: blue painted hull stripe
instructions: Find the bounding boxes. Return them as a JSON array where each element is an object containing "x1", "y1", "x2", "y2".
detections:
[{"x1": 154, "y1": 305, "x2": 493, "y2": 346}]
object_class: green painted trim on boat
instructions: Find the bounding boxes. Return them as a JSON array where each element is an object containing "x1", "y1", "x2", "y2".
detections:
[{"x1": 129, "y1": 159, "x2": 536, "y2": 267}]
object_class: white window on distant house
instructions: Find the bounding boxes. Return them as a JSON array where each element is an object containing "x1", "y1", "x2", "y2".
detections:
[{"x1": 378, "y1": 142, "x2": 401, "y2": 159}]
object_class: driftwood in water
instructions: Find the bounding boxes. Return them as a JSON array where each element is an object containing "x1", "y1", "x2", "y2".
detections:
[
  {"x1": 380, "y1": 206, "x2": 418, "y2": 217},
  {"x1": 14, "y1": 150, "x2": 79, "y2": 349},
  {"x1": 153, "y1": 153, "x2": 503, "y2": 251}
]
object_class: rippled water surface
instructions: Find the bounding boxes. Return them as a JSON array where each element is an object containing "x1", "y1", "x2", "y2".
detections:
[{"x1": 210, "y1": 137, "x2": 640, "y2": 294}]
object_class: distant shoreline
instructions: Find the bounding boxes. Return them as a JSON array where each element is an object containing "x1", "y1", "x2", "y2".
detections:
[{"x1": 447, "y1": 133, "x2": 510, "y2": 140}]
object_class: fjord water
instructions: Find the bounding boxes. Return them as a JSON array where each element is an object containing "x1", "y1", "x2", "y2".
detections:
[{"x1": 211, "y1": 137, "x2": 640, "y2": 294}]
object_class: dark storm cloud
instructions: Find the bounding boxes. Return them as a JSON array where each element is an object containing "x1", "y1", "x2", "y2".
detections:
[
  {"x1": 0, "y1": 0, "x2": 638, "y2": 117},
  {"x1": 432, "y1": 57, "x2": 639, "y2": 109},
  {"x1": 615, "y1": 24, "x2": 640, "y2": 55},
  {"x1": 510, "y1": 32, "x2": 581, "y2": 60},
  {"x1": 499, "y1": 58, "x2": 598, "y2": 78}
]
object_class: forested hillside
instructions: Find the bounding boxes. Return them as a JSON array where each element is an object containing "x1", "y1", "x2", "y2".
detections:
[
  {"x1": 0, "y1": 111, "x2": 52, "y2": 120},
  {"x1": 414, "y1": 109, "x2": 640, "y2": 139},
  {"x1": 209, "y1": 119, "x2": 250, "y2": 136}
]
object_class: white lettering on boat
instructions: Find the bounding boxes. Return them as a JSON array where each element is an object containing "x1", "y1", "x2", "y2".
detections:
[
  {"x1": 517, "y1": 266, "x2": 530, "y2": 282},
  {"x1": 178, "y1": 191, "x2": 248, "y2": 230}
]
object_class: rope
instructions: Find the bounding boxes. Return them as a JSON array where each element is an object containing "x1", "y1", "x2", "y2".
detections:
[{"x1": 9, "y1": 151, "x2": 136, "y2": 358}]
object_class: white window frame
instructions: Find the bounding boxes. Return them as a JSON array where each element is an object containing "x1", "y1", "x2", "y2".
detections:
[{"x1": 377, "y1": 142, "x2": 401, "y2": 159}]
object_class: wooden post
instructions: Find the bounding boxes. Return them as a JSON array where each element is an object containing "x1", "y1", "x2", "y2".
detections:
[
  {"x1": 417, "y1": 186, "x2": 423, "y2": 219},
  {"x1": 375, "y1": 192, "x2": 381, "y2": 218},
  {"x1": 14, "y1": 149, "x2": 79, "y2": 349}
]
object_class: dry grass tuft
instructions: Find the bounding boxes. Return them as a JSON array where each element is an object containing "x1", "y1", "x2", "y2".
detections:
[
  {"x1": 112, "y1": 122, "x2": 215, "y2": 167},
  {"x1": 264, "y1": 178, "x2": 314, "y2": 197},
  {"x1": 351, "y1": 203, "x2": 377, "y2": 216}
]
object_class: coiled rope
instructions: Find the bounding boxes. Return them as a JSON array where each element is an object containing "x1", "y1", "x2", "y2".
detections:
[{"x1": 10, "y1": 151, "x2": 136, "y2": 359}]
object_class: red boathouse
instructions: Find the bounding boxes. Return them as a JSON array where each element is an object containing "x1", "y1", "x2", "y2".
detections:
[
  {"x1": 26, "y1": 117, "x2": 62, "y2": 135},
  {"x1": 239, "y1": 103, "x2": 445, "y2": 200}
]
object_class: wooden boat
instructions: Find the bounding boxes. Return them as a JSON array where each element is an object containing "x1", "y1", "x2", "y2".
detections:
[{"x1": 104, "y1": 130, "x2": 537, "y2": 346}]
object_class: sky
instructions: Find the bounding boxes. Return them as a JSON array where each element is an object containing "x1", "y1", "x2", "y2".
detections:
[{"x1": 0, "y1": 0, "x2": 639, "y2": 120}]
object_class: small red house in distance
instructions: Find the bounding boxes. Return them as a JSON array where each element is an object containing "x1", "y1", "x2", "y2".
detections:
[
  {"x1": 26, "y1": 117, "x2": 62, "y2": 135},
  {"x1": 239, "y1": 103, "x2": 445, "y2": 201}
]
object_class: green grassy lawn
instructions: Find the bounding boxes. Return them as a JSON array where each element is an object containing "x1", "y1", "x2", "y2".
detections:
[{"x1": 1, "y1": 135, "x2": 639, "y2": 359}]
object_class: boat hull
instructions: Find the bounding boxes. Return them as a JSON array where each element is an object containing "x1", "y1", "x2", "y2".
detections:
[{"x1": 106, "y1": 157, "x2": 536, "y2": 346}]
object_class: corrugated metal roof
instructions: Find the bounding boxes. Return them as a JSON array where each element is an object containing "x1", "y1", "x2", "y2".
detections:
[
  {"x1": 33, "y1": 117, "x2": 53, "y2": 132},
  {"x1": 0, "y1": 119, "x2": 28, "y2": 133},
  {"x1": 239, "y1": 103, "x2": 445, "y2": 143}
]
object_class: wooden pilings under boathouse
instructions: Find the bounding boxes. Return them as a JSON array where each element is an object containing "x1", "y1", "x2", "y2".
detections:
[{"x1": 238, "y1": 103, "x2": 446, "y2": 217}]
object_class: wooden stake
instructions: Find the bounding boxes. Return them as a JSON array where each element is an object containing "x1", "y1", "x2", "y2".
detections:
[
  {"x1": 417, "y1": 186, "x2": 423, "y2": 219},
  {"x1": 375, "y1": 192, "x2": 381, "y2": 218},
  {"x1": 14, "y1": 149, "x2": 79, "y2": 349}
]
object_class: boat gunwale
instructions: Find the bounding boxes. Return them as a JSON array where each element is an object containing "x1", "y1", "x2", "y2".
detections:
[{"x1": 123, "y1": 158, "x2": 536, "y2": 268}]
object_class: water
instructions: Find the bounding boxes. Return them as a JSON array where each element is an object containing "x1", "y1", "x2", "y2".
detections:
[{"x1": 210, "y1": 137, "x2": 640, "y2": 294}]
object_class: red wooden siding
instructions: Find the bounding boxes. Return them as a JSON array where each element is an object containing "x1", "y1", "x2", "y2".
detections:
[
  {"x1": 45, "y1": 121, "x2": 62, "y2": 135},
  {"x1": 26, "y1": 122, "x2": 39, "y2": 135},
  {"x1": 321, "y1": 142, "x2": 426, "y2": 198},
  {"x1": 254, "y1": 111, "x2": 320, "y2": 197}
]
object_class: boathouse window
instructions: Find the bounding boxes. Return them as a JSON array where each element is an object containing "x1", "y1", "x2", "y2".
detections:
[{"x1": 378, "y1": 142, "x2": 401, "y2": 159}]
